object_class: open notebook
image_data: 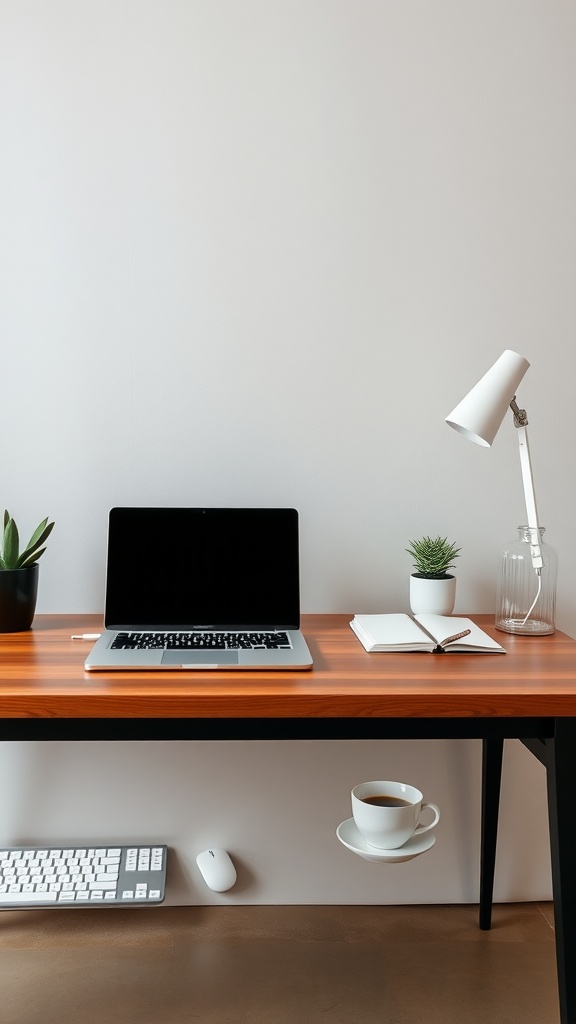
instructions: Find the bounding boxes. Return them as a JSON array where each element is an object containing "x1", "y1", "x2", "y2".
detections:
[{"x1": 350, "y1": 614, "x2": 506, "y2": 654}]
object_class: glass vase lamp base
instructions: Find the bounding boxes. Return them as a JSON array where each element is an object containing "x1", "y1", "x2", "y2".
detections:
[
  {"x1": 496, "y1": 615, "x2": 555, "y2": 636},
  {"x1": 496, "y1": 526, "x2": 557, "y2": 636}
]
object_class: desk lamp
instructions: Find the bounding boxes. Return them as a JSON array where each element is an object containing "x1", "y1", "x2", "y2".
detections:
[{"x1": 445, "y1": 349, "x2": 556, "y2": 634}]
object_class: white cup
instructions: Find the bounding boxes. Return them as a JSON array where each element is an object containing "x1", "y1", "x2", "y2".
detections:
[{"x1": 351, "y1": 780, "x2": 440, "y2": 850}]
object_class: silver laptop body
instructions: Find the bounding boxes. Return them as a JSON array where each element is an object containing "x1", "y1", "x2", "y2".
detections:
[{"x1": 85, "y1": 507, "x2": 313, "y2": 671}]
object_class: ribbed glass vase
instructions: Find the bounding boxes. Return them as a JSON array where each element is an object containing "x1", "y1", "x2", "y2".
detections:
[{"x1": 496, "y1": 526, "x2": 557, "y2": 635}]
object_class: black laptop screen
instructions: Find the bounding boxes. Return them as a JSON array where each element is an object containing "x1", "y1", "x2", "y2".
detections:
[{"x1": 104, "y1": 507, "x2": 301, "y2": 629}]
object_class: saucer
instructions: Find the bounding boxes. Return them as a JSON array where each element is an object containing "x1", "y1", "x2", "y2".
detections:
[{"x1": 336, "y1": 818, "x2": 436, "y2": 863}]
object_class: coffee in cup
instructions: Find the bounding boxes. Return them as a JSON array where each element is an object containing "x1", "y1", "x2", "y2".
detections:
[{"x1": 351, "y1": 780, "x2": 440, "y2": 850}]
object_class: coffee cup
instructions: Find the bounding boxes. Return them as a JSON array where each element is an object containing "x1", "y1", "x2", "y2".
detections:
[{"x1": 351, "y1": 780, "x2": 440, "y2": 850}]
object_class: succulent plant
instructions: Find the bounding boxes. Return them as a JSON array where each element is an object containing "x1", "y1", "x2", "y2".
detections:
[
  {"x1": 406, "y1": 535, "x2": 461, "y2": 579},
  {"x1": 0, "y1": 511, "x2": 55, "y2": 571}
]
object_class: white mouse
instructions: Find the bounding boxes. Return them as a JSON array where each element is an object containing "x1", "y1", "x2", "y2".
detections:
[{"x1": 196, "y1": 848, "x2": 237, "y2": 892}]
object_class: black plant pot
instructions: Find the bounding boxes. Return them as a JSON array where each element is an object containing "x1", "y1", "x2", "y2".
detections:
[{"x1": 0, "y1": 564, "x2": 39, "y2": 632}]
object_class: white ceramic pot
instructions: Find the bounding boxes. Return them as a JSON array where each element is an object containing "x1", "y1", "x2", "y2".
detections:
[{"x1": 409, "y1": 574, "x2": 456, "y2": 616}]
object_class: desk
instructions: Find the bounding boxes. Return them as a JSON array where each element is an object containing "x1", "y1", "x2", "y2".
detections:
[{"x1": 2, "y1": 613, "x2": 576, "y2": 1023}]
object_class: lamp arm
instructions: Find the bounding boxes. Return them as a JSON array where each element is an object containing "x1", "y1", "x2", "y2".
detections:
[{"x1": 510, "y1": 400, "x2": 543, "y2": 572}]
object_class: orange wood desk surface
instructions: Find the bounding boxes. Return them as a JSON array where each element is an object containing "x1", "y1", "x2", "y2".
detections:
[
  {"x1": 1, "y1": 613, "x2": 575, "y2": 719},
  {"x1": 2, "y1": 613, "x2": 576, "y2": 1024}
]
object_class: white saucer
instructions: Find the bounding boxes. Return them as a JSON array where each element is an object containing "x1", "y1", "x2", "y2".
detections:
[{"x1": 336, "y1": 818, "x2": 436, "y2": 863}]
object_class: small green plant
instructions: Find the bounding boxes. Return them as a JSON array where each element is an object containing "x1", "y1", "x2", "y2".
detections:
[
  {"x1": 0, "y1": 511, "x2": 55, "y2": 571},
  {"x1": 406, "y1": 535, "x2": 461, "y2": 579}
]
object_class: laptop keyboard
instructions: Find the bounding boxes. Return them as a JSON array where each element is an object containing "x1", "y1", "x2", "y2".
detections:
[{"x1": 110, "y1": 631, "x2": 292, "y2": 650}]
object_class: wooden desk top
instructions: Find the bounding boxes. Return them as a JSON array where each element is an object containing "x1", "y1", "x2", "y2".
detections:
[{"x1": 0, "y1": 614, "x2": 575, "y2": 720}]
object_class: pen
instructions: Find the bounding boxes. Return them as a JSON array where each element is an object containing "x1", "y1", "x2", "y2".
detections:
[{"x1": 439, "y1": 628, "x2": 472, "y2": 649}]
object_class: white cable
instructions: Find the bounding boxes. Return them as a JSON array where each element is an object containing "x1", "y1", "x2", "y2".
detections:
[{"x1": 521, "y1": 572, "x2": 542, "y2": 626}]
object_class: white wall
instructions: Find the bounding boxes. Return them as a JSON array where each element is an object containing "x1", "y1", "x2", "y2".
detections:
[{"x1": 1, "y1": 0, "x2": 575, "y2": 904}]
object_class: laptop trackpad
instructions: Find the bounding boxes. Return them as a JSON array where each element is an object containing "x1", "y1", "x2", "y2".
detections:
[{"x1": 161, "y1": 651, "x2": 240, "y2": 667}]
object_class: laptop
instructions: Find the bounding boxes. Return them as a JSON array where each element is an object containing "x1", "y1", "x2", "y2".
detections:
[{"x1": 84, "y1": 507, "x2": 313, "y2": 671}]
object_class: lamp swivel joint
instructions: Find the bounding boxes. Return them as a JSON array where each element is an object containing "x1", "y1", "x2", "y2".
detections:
[{"x1": 510, "y1": 397, "x2": 529, "y2": 428}]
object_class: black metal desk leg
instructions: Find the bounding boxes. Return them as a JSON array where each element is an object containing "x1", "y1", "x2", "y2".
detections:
[
  {"x1": 479, "y1": 736, "x2": 504, "y2": 930},
  {"x1": 545, "y1": 721, "x2": 576, "y2": 1024}
]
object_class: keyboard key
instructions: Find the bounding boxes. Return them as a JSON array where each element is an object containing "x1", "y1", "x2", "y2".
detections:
[{"x1": 1, "y1": 890, "x2": 58, "y2": 903}]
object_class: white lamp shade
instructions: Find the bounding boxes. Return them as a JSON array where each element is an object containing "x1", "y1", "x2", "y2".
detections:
[{"x1": 445, "y1": 350, "x2": 530, "y2": 447}]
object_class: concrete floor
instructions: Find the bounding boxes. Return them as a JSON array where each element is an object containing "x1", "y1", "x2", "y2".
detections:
[{"x1": 0, "y1": 902, "x2": 558, "y2": 1024}]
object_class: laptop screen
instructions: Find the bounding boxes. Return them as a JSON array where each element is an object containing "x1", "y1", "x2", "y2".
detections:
[{"x1": 104, "y1": 507, "x2": 301, "y2": 629}]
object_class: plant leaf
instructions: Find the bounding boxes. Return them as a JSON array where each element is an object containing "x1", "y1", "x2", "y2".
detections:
[
  {"x1": 24, "y1": 517, "x2": 50, "y2": 550},
  {"x1": 19, "y1": 519, "x2": 54, "y2": 565},
  {"x1": 18, "y1": 547, "x2": 46, "y2": 569},
  {"x1": 3, "y1": 510, "x2": 9, "y2": 531},
  {"x1": 2, "y1": 518, "x2": 19, "y2": 570}
]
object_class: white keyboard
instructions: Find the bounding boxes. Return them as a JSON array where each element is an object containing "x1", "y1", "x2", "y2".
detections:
[{"x1": 0, "y1": 845, "x2": 167, "y2": 908}]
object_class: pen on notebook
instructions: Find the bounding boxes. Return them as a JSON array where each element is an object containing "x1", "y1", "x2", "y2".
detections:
[{"x1": 439, "y1": 628, "x2": 471, "y2": 649}]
